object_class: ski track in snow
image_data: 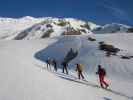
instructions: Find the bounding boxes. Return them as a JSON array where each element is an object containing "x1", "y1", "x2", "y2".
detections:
[{"x1": 35, "y1": 63, "x2": 133, "y2": 100}]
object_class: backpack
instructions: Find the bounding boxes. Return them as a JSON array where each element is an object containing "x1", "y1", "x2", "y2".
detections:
[{"x1": 79, "y1": 64, "x2": 84, "y2": 71}]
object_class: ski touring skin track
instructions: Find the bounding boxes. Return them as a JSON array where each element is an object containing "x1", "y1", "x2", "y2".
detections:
[{"x1": 35, "y1": 63, "x2": 133, "y2": 100}]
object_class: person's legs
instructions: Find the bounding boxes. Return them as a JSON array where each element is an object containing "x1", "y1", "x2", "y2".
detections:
[
  {"x1": 55, "y1": 66, "x2": 57, "y2": 71},
  {"x1": 78, "y1": 72, "x2": 80, "y2": 79},
  {"x1": 53, "y1": 64, "x2": 56, "y2": 71},
  {"x1": 47, "y1": 63, "x2": 50, "y2": 69},
  {"x1": 63, "y1": 66, "x2": 65, "y2": 73},
  {"x1": 47, "y1": 63, "x2": 48, "y2": 69},
  {"x1": 80, "y1": 72, "x2": 84, "y2": 79},
  {"x1": 65, "y1": 67, "x2": 68, "y2": 74},
  {"x1": 49, "y1": 64, "x2": 51, "y2": 70},
  {"x1": 102, "y1": 76, "x2": 109, "y2": 87},
  {"x1": 99, "y1": 75, "x2": 104, "y2": 88}
]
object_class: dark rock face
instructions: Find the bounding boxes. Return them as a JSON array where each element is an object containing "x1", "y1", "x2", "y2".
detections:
[{"x1": 99, "y1": 42, "x2": 120, "y2": 56}]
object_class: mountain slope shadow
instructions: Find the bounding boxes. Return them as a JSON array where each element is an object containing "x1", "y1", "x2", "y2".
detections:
[{"x1": 34, "y1": 36, "x2": 81, "y2": 68}]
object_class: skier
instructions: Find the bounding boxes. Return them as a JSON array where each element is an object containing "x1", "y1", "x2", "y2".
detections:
[
  {"x1": 96, "y1": 65, "x2": 109, "y2": 88},
  {"x1": 46, "y1": 57, "x2": 52, "y2": 70},
  {"x1": 75, "y1": 63, "x2": 85, "y2": 80},
  {"x1": 53, "y1": 59, "x2": 57, "y2": 72},
  {"x1": 62, "y1": 62, "x2": 69, "y2": 74}
]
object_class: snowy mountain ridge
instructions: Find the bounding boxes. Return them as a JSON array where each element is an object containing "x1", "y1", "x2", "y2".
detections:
[
  {"x1": 0, "y1": 16, "x2": 132, "y2": 40},
  {"x1": 93, "y1": 23, "x2": 131, "y2": 34}
]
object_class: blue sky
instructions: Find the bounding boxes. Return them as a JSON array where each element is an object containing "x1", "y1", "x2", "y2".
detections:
[{"x1": 0, "y1": 0, "x2": 133, "y2": 26}]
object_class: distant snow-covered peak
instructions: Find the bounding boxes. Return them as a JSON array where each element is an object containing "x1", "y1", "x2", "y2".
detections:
[
  {"x1": 104, "y1": 23, "x2": 130, "y2": 28},
  {"x1": 92, "y1": 23, "x2": 131, "y2": 34},
  {"x1": 21, "y1": 16, "x2": 35, "y2": 19}
]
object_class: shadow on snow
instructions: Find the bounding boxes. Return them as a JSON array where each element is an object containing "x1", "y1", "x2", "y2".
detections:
[{"x1": 34, "y1": 36, "x2": 81, "y2": 69}]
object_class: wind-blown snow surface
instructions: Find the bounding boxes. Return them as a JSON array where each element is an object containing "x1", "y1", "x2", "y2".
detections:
[{"x1": 0, "y1": 34, "x2": 133, "y2": 100}]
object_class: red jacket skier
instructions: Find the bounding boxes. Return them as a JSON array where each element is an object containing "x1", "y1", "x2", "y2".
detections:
[{"x1": 96, "y1": 65, "x2": 109, "y2": 88}]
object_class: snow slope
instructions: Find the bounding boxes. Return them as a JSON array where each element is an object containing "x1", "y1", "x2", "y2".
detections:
[
  {"x1": 0, "y1": 16, "x2": 44, "y2": 39},
  {"x1": 0, "y1": 34, "x2": 133, "y2": 100},
  {"x1": 34, "y1": 34, "x2": 133, "y2": 98}
]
